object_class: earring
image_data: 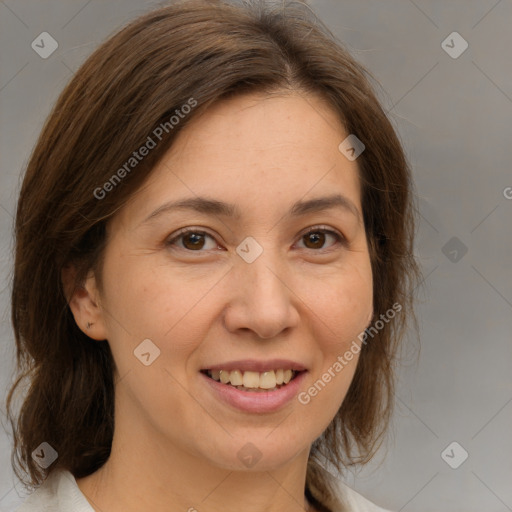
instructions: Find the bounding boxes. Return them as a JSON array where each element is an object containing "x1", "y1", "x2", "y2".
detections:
[{"x1": 86, "y1": 322, "x2": 93, "y2": 329}]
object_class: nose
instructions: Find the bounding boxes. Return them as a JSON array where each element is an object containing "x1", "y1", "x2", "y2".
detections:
[{"x1": 222, "y1": 249, "x2": 300, "y2": 339}]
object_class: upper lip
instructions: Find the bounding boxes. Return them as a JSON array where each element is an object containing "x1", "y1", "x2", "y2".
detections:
[{"x1": 202, "y1": 359, "x2": 307, "y2": 373}]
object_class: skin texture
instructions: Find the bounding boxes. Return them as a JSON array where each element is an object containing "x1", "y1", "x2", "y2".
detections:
[{"x1": 64, "y1": 90, "x2": 374, "y2": 512}]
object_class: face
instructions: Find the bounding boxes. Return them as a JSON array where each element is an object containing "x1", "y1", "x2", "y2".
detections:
[{"x1": 72, "y1": 91, "x2": 373, "y2": 472}]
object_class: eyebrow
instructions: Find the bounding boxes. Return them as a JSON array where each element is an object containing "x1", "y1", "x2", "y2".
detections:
[{"x1": 141, "y1": 193, "x2": 362, "y2": 226}]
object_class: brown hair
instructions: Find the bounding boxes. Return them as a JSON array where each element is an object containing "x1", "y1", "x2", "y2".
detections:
[{"x1": 6, "y1": 0, "x2": 420, "y2": 509}]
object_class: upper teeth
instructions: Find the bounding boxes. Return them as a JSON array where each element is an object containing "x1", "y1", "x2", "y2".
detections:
[{"x1": 208, "y1": 369, "x2": 296, "y2": 389}]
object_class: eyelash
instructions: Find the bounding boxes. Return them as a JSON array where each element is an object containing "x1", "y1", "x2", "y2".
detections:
[{"x1": 165, "y1": 225, "x2": 346, "y2": 253}]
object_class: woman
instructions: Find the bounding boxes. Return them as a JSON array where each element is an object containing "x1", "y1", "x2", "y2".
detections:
[{"x1": 7, "y1": 0, "x2": 420, "y2": 511}]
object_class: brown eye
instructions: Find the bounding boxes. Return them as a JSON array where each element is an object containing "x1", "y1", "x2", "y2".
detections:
[
  {"x1": 166, "y1": 229, "x2": 218, "y2": 251},
  {"x1": 297, "y1": 228, "x2": 344, "y2": 250},
  {"x1": 182, "y1": 232, "x2": 206, "y2": 250},
  {"x1": 303, "y1": 232, "x2": 326, "y2": 249}
]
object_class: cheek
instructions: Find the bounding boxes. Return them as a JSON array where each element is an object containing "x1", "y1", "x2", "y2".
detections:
[
  {"x1": 304, "y1": 255, "x2": 373, "y2": 351},
  {"x1": 102, "y1": 248, "x2": 208, "y2": 335},
  {"x1": 97, "y1": 251, "x2": 203, "y2": 379},
  {"x1": 298, "y1": 263, "x2": 372, "y2": 424}
]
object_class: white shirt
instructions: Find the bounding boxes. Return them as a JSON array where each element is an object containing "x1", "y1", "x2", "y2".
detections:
[{"x1": 14, "y1": 469, "x2": 392, "y2": 512}]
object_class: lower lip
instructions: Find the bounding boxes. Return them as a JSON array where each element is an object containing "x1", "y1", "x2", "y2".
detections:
[{"x1": 200, "y1": 371, "x2": 307, "y2": 413}]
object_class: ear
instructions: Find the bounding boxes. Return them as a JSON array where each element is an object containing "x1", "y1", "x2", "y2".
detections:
[{"x1": 61, "y1": 263, "x2": 108, "y2": 341}]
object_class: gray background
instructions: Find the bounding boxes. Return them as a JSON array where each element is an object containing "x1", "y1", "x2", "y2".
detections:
[{"x1": 0, "y1": 1, "x2": 511, "y2": 511}]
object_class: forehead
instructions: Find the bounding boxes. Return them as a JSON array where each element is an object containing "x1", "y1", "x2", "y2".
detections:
[
  {"x1": 117, "y1": 91, "x2": 362, "y2": 229},
  {"x1": 168, "y1": 90, "x2": 348, "y2": 163}
]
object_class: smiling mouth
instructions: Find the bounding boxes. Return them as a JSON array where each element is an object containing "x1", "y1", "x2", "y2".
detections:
[{"x1": 201, "y1": 369, "x2": 303, "y2": 392}]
